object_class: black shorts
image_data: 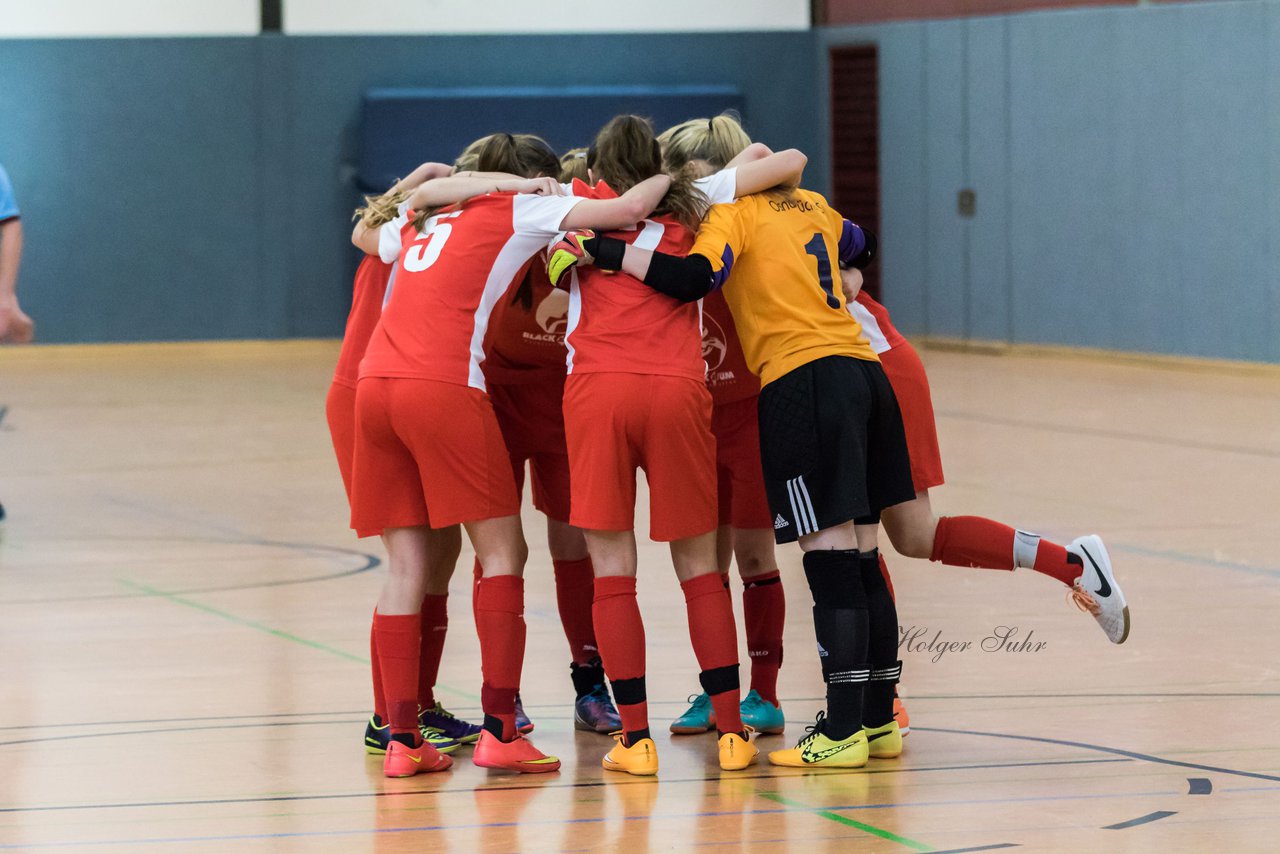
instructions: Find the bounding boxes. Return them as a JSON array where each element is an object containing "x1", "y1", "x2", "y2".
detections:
[{"x1": 757, "y1": 355, "x2": 916, "y2": 544}]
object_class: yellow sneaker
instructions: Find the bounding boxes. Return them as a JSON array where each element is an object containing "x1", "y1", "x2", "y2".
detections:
[
  {"x1": 717, "y1": 729, "x2": 759, "y2": 771},
  {"x1": 864, "y1": 720, "x2": 902, "y2": 759},
  {"x1": 602, "y1": 733, "x2": 659, "y2": 777},
  {"x1": 768, "y1": 712, "x2": 868, "y2": 769}
]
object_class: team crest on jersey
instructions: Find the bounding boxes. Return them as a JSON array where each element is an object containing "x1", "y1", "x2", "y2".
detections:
[
  {"x1": 701, "y1": 313, "x2": 728, "y2": 371},
  {"x1": 535, "y1": 290, "x2": 570, "y2": 336}
]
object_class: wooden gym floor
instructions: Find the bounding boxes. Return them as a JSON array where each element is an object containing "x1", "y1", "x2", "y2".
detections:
[{"x1": 2, "y1": 340, "x2": 1278, "y2": 853}]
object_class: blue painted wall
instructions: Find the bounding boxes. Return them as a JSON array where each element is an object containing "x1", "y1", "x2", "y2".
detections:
[
  {"x1": 820, "y1": 0, "x2": 1280, "y2": 362},
  {"x1": 0, "y1": 32, "x2": 821, "y2": 342}
]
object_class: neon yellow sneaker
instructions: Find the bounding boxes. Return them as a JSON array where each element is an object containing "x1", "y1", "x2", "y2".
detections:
[
  {"x1": 718, "y1": 729, "x2": 759, "y2": 771},
  {"x1": 768, "y1": 712, "x2": 868, "y2": 769},
  {"x1": 864, "y1": 720, "x2": 902, "y2": 759},
  {"x1": 602, "y1": 733, "x2": 659, "y2": 776}
]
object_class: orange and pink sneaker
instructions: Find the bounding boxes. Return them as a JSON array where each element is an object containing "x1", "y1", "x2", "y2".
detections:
[
  {"x1": 894, "y1": 693, "x2": 910, "y2": 735},
  {"x1": 472, "y1": 730, "x2": 561, "y2": 774},
  {"x1": 383, "y1": 739, "x2": 452, "y2": 778}
]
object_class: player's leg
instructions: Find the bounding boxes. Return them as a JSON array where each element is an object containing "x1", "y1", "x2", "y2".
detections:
[
  {"x1": 584, "y1": 528, "x2": 658, "y2": 775},
  {"x1": 546, "y1": 515, "x2": 620, "y2": 733},
  {"x1": 648, "y1": 376, "x2": 756, "y2": 771},
  {"x1": 759, "y1": 358, "x2": 914, "y2": 770},
  {"x1": 351, "y1": 378, "x2": 451, "y2": 776},
  {"x1": 401, "y1": 380, "x2": 556, "y2": 772},
  {"x1": 723, "y1": 395, "x2": 786, "y2": 732},
  {"x1": 563, "y1": 372, "x2": 648, "y2": 772},
  {"x1": 669, "y1": 459, "x2": 734, "y2": 736},
  {"x1": 733, "y1": 527, "x2": 786, "y2": 734},
  {"x1": 414, "y1": 524, "x2": 480, "y2": 749},
  {"x1": 877, "y1": 339, "x2": 1129, "y2": 642},
  {"x1": 532, "y1": 441, "x2": 619, "y2": 733},
  {"x1": 669, "y1": 532, "x2": 757, "y2": 771}
]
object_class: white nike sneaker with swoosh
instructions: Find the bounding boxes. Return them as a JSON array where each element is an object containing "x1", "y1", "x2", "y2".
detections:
[{"x1": 1067, "y1": 535, "x2": 1130, "y2": 644}]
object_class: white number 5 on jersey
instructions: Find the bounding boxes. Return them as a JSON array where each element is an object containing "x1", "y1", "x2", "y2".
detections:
[{"x1": 404, "y1": 212, "x2": 460, "y2": 272}]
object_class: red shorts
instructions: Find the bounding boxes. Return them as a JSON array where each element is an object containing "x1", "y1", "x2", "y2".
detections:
[
  {"x1": 563, "y1": 372, "x2": 717, "y2": 542},
  {"x1": 711, "y1": 395, "x2": 773, "y2": 530},
  {"x1": 325, "y1": 381, "x2": 357, "y2": 501},
  {"x1": 879, "y1": 341, "x2": 945, "y2": 493},
  {"x1": 350, "y1": 378, "x2": 520, "y2": 536},
  {"x1": 487, "y1": 376, "x2": 572, "y2": 523}
]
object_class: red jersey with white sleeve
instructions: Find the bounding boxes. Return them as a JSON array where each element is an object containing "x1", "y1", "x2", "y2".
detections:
[
  {"x1": 331, "y1": 205, "x2": 413, "y2": 387},
  {"x1": 564, "y1": 179, "x2": 703, "y2": 381},
  {"x1": 702, "y1": 289, "x2": 759, "y2": 405},
  {"x1": 849, "y1": 290, "x2": 906, "y2": 355},
  {"x1": 482, "y1": 260, "x2": 568, "y2": 384},
  {"x1": 359, "y1": 191, "x2": 584, "y2": 391}
]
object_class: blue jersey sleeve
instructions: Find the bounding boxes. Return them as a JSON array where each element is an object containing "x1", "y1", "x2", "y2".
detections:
[{"x1": 0, "y1": 165, "x2": 20, "y2": 222}]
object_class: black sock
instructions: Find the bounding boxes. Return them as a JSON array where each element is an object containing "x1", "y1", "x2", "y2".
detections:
[
  {"x1": 570, "y1": 658, "x2": 606, "y2": 698},
  {"x1": 390, "y1": 730, "x2": 421, "y2": 749},
  {"x1": 859, "y1": 549, "x2": 899, "y2": 728},
  {"x1": 482, "y1": 714, "x2": 506, "y2": 740},
  {"x1": 625, "y1": 727, "x2": 652, "y2": 746},
  {"x1": 803, "y1": 549, "x2": 869, "y2": 741}
]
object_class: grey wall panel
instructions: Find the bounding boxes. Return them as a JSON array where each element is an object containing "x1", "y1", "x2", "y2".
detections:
[
  {"x1": 964, "y1": 15, "x2": 1010, "y2": 343},
  {"x1": 922, "y1": 21, "x2": 967, "y2": 338}
]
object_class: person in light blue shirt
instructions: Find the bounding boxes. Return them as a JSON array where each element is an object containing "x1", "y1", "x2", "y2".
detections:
[{"x1": 0, "y1": 163, "x2": 32, "y2": 344}]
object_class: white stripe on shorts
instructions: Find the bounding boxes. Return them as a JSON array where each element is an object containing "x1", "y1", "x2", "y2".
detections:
[
  {"x1": 794, "y1": 476, "x2": 819, "y2": 533},
  {"x1": 786, "y1": 479, "x2": 807, "y2": 535}
]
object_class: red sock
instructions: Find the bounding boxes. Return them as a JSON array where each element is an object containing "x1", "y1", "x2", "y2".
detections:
[
  {"x1": 878, "y1": 553, "x2": 896, "y2": 601},
  {"x1": 681, "y1": 573, "x2": 743, "y2": 734},
  {"x1": 475, "y1": 575, "x2": 526, "y2": 741},
  {"x1": 553, "y1": 557, "x2": 598, "y2": 664},
  {"x1": 417, "y1": 593, "x2": 448, "y2": 710},
  {"x1": 471, "y1": 558, "x2": 482, "y2": 626},
  {"x1": 373, "y1": 611, "x2": 420, "y2": 739},
  {"x1": 742, "y1": 570, "x2": 784, "y2": 708},
  {"x1": 932, "y1": 516, "x2": 1080, "y2": 586},
  {"x1": 593, "y1": 575, "x2": 648, "y2": 736},
  {"x1": 370, "y1": 612, "x2": 387, "y2": 721}
]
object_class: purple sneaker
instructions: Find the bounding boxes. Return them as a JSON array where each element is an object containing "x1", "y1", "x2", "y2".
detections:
[
  {"x1": 419, "y1": 702, "x2": 482, "y2": 745},
  {"x1": 574, "y1": 683, "x2": 621, "y2": 733},
  {"x1": 515, "y1": 693, "x2": 534, "y2": 734}
]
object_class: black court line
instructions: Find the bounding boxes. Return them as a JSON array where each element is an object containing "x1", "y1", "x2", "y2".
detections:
[
  {"x1": 930, "y1": 845, "x2": 1020, "y2": 854},
  {"x1": 1188, "y1": 778, "x2": 1213, "y2": 795},
  {"x1": 1103, "y1": 810, "x2": 1177, "y2": 830},
  {"x1": 0, "y1": 709, "x2": 368, "y2": 733},
  {"x1": 936, "y1": 409, "x2": 1280, "y2": 459},
  {"x1": 917, "y1": 726, "x2": 1280, "y2": 784},
  {"x1": 0, "y1": 537, "x2": 380, "y2": 605},
  {"x1": 0, "y1": 758, "x2": 1132, "y2": 814}
]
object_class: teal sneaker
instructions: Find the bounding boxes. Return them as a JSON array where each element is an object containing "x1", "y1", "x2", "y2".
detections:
[
  {"x1": 670, "y1": 692, "x2": 715, "y2": 734},
  {"x1": 739, "y1": 690, "x2": 785, "y2": 735}
]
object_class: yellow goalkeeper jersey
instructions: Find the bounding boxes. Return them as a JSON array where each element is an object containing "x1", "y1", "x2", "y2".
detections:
[{"x1": 690, "y1": 189, "x2": 877, "y2": 387}]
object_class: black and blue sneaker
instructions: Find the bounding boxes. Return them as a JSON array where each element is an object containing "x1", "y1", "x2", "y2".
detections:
[
  {"x1": 571, "y1": 659, "x2": 621, "y2": 734},
  {"x1": 419, "y1": 702, "x2": 483, "y2": 745},
  {"x1": 364, "y1": 713, "x2": 460, "y2": 755}
]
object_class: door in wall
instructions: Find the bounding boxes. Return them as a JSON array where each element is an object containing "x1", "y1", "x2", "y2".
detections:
[{"x1": 828, "y1": 45, "x2": 880, "y2": 301}]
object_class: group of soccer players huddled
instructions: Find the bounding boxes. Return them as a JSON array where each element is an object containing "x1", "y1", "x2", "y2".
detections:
[{"x1": 324, "y1": 112, "x2": 1131, "y2": 780}]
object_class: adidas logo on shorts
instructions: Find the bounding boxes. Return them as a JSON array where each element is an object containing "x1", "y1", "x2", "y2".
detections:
[{"x1": 774, "y1": 514, "x2": 789, "y2": 530}]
